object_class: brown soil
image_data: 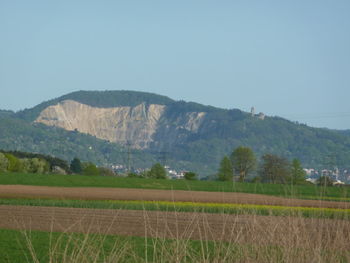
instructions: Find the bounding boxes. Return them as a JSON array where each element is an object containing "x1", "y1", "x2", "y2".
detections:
[
  {"x1": 0, "y1": 185, "x2": 349, "y2": 209},
  {"x1": 1, "y1": 205, "x2": 349, "y2": 246}
]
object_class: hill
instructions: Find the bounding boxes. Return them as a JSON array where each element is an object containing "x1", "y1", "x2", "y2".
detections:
[
  {"x1": 0, "y1": 90, "x2": 349, "y2": 175},
  {"x1": 0, "y1": 114, "x2": 156, "y2": 170},
  {"x1": 16, "y1": 90, "x2": 175, "y2": 122}
]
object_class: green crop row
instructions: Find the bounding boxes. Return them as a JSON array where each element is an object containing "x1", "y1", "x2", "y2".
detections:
[{"x1": 0, "y1": 198, "x2": 349, "y2": 220}]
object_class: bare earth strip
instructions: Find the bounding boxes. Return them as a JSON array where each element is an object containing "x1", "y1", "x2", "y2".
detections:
[
  {"x1": 0, "y1": 185, "x2": 349, "y2": 209},
  {"x1": 1, "y1": 205, "x2": 349, "y2": 247}
]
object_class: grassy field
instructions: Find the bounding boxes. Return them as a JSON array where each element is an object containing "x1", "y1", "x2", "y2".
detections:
[
  {"x1": 0, "y1": 172, "x2": 349, "y2": 201},
  {"x1": 0, "y1": 197, "x2": 349, "y2": 220},
  {"x1": 0, "y1": 228, "x2": 152, "y2": 262},
  {"x1": 1, "y1": 228, "x2": 349, "y2": 263}
]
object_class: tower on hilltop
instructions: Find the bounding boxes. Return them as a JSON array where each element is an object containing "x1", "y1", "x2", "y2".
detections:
[{"x1": 251, "y1": 107, "x2": 255, "y2": 117}]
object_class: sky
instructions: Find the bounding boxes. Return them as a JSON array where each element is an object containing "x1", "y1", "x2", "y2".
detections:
[{"x1": 0, "y1": 1, "x2": 349, "y2": 129}]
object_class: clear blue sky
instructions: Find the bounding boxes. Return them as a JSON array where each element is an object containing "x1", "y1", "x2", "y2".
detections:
[{"x1": 1, "y1": 1, "x2": 349, "y2": 129}]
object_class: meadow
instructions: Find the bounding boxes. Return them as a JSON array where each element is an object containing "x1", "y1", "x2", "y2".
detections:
[
  {"x1": 1, "y1": 216, "x2": 349, "y2": 263},
  {"x1": 0, "y1": 172, "x2": 349, "y2": 201},
  {"x1": 1, "y1": 171, "x2": 350, "y2": 262}
]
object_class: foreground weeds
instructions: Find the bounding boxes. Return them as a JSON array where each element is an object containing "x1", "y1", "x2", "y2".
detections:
[{"x1": 1, "y1": 208, "x2": 349, "y2": 263}]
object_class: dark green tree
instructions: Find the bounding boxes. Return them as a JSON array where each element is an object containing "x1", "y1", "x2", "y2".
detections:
[
  {"x1": 217, "y1": 156, "x2": 233, "y2": 181},
  {"x1": 230, "y1": 146, "x2": 256, "y2": 182},
  {"x1": 70, "y1": 158, "x2": 83, "y2": 174},
  {"x1": 184, "y1": 172, "x2": 197, "y2": 180},
  {"x1": 317, "y1": 175, "x2": 333, "y2": 187},
  {"x1": 148, "y1": 163, "x2": 167, "y2": 179},
  {"x1": 289, "y1": 159, "x2": 306, "y2": 184},
  {"x1": 259, "y1": 154, "x2": 290, "y2": 184}
]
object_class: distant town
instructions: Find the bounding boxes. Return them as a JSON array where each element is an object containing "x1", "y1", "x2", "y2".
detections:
[
  {"x1": 111, "y1": 164, "x2": 350, "y2": 185},
  {"x1": 111, "y1": 164, "x2": 186, "y2": 180},
  {"x1": 304, "y1": 168, "x2": 350, "y2": 185}
]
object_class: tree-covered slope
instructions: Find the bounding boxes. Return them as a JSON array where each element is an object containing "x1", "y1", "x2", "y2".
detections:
[
  {"x1": 0, "y1": 110, "x2": 15, "y2": 118},
  {"x1": 0, "y1": 114, "x2": 156, "y2": 168},
  {"x1": 16, "y1": 90, "x2": 175, "y2": 121},
  {"x1": 165, "y1": 115, "x2": 350, "y2": 171}
]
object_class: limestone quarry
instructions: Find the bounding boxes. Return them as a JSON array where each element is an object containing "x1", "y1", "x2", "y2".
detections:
[
  {"x1": 35, "y1": 100, "x2": 165, "y2": 149},
  {"x1": 35, "y1": 100, "x2": 207, "y2": 149}
]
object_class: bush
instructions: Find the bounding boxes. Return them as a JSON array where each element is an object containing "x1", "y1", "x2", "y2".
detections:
[
  {"x1": 127, "y1": 172, "x2": 140, "y2": 178},
  {"x1": 98, "y1": 167, "x2": 116, "y2": 176},
  {"x1": 184, "y1": 172, "x2": 197, "y2": 180},
  {"x1": 83, "y1": 163, "x2": 99, "y2": 176}
]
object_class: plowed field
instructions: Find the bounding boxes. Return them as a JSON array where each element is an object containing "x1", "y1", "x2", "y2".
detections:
[
  {"x1": 1, "y1": 205, "x2": 349, "y2": 246},
  {"x1": 0, "y1": 185, "x2": 349, "y2": 209}
]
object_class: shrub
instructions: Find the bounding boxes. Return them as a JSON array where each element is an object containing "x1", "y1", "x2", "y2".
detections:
[
  {"x1": 184, "y1": 172, "x2": 197, "y2": 180},
  {"x1": 83, "y1": 163, "x2": 100, "y2": 176}
]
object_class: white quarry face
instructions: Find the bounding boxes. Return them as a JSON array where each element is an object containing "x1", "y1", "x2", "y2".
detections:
[
  {"x1": 35, "y1": 100, "x2": 207, "y2": 149},
  {"x1": 35, "y1": 100, "x2": 166, "y2": 149}
]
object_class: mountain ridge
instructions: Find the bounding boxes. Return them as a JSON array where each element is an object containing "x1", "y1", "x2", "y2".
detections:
[{"x1": 1, "y1": 90, "x2": 350, "y2": 175}]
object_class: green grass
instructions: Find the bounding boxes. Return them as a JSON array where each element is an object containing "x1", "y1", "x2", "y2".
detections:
[
  {"x1": 0, "y1": 172, "x2": 349, "y2": 201},
  {"x1": 1, "y1": 228, "x2": 349, "y2": 263},
  {"x1": 0, "y1": 228, "x2": 147, "y2": 262},
  {"x1": 0, "y1": 198, "x2": 349, "y2": 220}
]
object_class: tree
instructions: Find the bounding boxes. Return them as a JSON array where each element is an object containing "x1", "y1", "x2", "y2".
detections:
[
  {"x1": 70, "y1": 158, "x2": 83, "y2": 174},
  {"x1": 184, "y1": 172, "x2": 197, "y2": 180},
  {"x1": 259, "y1": 154, "x2": 290, "y2": 184},
  {"x1": 83, "y1": 163, "x2": 99, "y2": 176},
  {"x1": 317, "y1": 176, "x2": 333, "y2": 187},
  {"x1": 0, "y1": 153, "x2": 8, "y2": 172},
  {"x1": 148, "y1": 163, "x2": 167, "y2": 179},
  {"x1": 4, "y1": 154, "x2": 23, "y2": 172},
  {"x1": 217, "y1": 156, "x2": 233, "y2": 181},
  {"x1": 230, "y1": 146, "x2": 256, "y2": 182},
  {"x1": 98, "y1": 167, "x2": 116, "y2": 176},
  {"x1": 289, "y1": 159, "x2": 306, "y2": 184}
]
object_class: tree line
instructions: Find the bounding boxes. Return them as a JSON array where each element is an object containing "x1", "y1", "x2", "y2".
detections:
[
  {"x1": 217, "y1": 146, "x2": 307, "y2": 184},
  {"x1": 0, "y1": 151, "x2": 116, "y2": 177},
  {"x1": 0, "y1": 149, "x2": 335, "y2": 186}
]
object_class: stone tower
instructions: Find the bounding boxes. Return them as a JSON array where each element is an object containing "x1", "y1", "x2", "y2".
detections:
[{"x1": 251, "y1": 107, "x2": 255, "y2": 117}]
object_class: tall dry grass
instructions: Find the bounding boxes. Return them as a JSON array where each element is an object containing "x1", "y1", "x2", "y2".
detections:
[{"x1": 20, "y1": 207, "x2": 350, "y2": 263}]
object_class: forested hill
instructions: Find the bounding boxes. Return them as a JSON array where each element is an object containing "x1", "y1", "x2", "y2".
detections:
[
  {"x1": 16, "y1": 90, "x2": 175, "y2": 122},
  {"x1": 0, "y1": 110, "x2": 15, "y2": 118},
  {"x1": 0, "y1": 90, "x2": 349, "y2": 175}
]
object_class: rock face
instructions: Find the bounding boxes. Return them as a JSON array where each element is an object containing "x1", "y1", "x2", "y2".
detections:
[{"x1": 35, "y1": 100, "x2": 166, "y2": 149}]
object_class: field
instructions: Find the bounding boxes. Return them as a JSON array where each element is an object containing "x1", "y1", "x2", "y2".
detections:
[
  {"x1": 0, "y1": 172, "x2": 349, "y2": 201},
  {"x1": 0, "y1": 172, "x2": 350, "y2": 262}
]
